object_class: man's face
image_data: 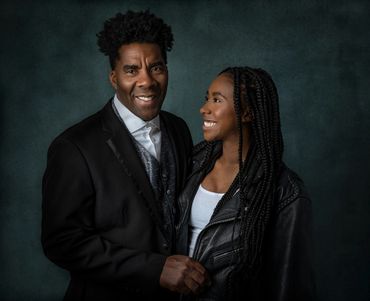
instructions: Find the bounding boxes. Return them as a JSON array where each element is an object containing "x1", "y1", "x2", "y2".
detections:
[{"x1": 109, "y1": 43, "x2": 168, "y2": 121}]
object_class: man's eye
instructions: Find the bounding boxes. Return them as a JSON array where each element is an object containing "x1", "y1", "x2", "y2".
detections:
[
  {"x1": 124, "y1": 67, "x2": 137, "y2": 75},
  {"x1": 213, "y1": 98, "x2": 221, "y2": 103},
  {"x1": 152, "y1": 66, "x2": 165, "y2": 73}
]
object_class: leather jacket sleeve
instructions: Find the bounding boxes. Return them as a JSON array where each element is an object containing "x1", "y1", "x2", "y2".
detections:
[{"x1": 254, "y1": 193, "x2": 316, "y2": 301}]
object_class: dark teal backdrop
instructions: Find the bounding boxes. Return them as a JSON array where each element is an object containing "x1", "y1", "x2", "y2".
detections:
[{"x1": 1, "y1": 0, "x2": 369, "y2": 300}]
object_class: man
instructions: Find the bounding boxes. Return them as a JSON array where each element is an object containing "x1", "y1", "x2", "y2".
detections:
[{"x1": 42, "y1": 10, "x2": 208, "y2": 301}]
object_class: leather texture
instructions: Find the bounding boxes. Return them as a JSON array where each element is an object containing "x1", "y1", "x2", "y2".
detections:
[{"x1": 176, "y1": 142, "x2": 316, "y2": 301}]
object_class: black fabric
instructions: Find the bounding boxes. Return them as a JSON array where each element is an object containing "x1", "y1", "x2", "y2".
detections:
[
  {"x1": 126, "y1": 121, "x2": 177, "y2": 247},
  {"x1": 159, "y1": 123, "x2": 177, "y2": 247},
  {"x1": 176, "y1": 141, "x2": 316, "y2": 301},
  {"x1": 41, "y1": 99, "x2": 193, "y2": 301}
]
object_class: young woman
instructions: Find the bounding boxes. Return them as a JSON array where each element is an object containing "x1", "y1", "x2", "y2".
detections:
[{"x1": 176, "y1": 67, "x2": 315, "y2": 300}]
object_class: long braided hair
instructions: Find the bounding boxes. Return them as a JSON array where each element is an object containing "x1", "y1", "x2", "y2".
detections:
[{"x1": 200, "y1": 66, "x2": 284, "y2": 297}]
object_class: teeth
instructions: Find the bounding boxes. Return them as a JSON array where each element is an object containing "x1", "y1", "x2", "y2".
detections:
[
  {"x1": 204, "y1": 121, "x2": 216, "y2": 128},
  {"x1": 136, "y1": 95, "x2": 155, "y2": 102}
]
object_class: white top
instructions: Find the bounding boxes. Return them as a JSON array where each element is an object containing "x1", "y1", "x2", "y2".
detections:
[
  {"x1": 188, "y1": 185, "x2": 224, "y2": 257},
  {"x1": 113, "y1": 94, "x2": 161, "y2": 161}
]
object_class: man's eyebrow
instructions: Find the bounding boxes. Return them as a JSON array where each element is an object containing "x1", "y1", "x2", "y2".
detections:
[
  {"x1": 149, "y1": 61, "x2": 166, "y2": 68},
  {"x1": 123, "y1": 64, "x2": 138, "y2": 69}
]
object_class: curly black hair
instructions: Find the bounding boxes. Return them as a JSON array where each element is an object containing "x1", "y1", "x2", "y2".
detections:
[{"x1": 96, "y1": 10, "x2": 174, "y2": 69}]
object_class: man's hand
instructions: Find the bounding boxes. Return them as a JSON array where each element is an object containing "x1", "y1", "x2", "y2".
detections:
[{"x1": 160, "y1": 255, "x2": 210, "y2": 295}]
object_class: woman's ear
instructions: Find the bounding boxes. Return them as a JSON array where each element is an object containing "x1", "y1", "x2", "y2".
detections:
[{"x1": 242, "y1": 108, "x2": 253, "y2": 123}]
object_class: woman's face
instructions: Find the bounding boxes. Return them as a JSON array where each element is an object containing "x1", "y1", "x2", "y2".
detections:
[{"x1": 200, "y1": 73, "x2": 240, "y2": 142}]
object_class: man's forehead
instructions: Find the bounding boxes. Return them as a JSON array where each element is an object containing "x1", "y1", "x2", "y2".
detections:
[{"x1": 118, "y1": 43, "x2": 164, "y2": 63}]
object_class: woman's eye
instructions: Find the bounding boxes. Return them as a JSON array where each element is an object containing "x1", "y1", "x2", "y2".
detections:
[{"x1": 204, "y1": 97, "x2": 221, "y2": 103}]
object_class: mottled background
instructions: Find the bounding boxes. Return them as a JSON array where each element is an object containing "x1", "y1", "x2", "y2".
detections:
[{"x1": 1, "y1": 0, "x2": 369, "y2": 300}]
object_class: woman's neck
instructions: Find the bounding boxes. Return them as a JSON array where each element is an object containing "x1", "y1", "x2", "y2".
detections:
[
  {"x1": 201, "y1": 128, "x2": 251, "y2": 193},
  {"x1": 220, "y1": 128, "x2": 250, "y2": 166}
]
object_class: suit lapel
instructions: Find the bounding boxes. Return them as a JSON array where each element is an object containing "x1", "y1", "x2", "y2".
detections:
[
  {"x1": 160, "y1": 112, "x2": 181, "y2": 194},
  {"x1": 100, "y1": 100, "x2": 163, "y2": 225}
]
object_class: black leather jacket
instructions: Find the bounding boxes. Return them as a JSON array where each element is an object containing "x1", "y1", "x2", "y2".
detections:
[{"x1": 176, "y1": 142, "x2": 316, "y2": 301}]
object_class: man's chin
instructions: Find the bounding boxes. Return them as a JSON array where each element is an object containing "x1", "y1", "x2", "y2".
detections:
[{"x1": 138, "y1": 110, "x2": 161, "y2": 121}]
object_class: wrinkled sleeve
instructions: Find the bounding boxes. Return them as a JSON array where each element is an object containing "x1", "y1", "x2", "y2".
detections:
[{"x1": 263, "y1": 196, "x2": 316, "y2": 301}]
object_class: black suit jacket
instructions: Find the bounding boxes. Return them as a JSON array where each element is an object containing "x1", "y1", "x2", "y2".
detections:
[{"x1": 41, "y1": 100, "x2": 193, "y2": 300}]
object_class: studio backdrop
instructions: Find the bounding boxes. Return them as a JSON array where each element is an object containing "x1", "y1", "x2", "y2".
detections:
[{"x1": 1, "y1": 0, "x2": 369, "y2": 300}]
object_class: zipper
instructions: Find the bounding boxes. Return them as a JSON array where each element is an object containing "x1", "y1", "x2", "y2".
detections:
[
  {"x1": 177, "y1": 168, "x2": 205, "y2": 233},
  {"x1": 191, "y1": 179, "x2": 242, "y2": 261},
  {"x1": 212, "y1": 247, "x2": 243, "y2": 262},
  {"x1": 179, "y1": 146, "x2": 223, "y2": 230},
  {"x1": 192, "y1": 216, "x2": 240, "y2": 261}
]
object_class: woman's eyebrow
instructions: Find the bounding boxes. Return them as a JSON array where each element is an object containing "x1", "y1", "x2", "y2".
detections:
[{"x1": 211, "y1": 91, "x2": 226, "y2": 98}]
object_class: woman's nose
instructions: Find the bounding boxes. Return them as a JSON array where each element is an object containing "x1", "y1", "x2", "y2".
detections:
[{"x1": 200, "y1": 102, "x2": 210, "y2": 115}]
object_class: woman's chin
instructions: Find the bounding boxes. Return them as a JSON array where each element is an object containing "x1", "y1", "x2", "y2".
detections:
[{"x1": 203, "y1": 134, "x2": 216, "y2": 142}]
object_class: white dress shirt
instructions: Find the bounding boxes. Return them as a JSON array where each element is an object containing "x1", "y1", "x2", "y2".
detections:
[{"x1": 113, "y1": 95, "x2": 161, "y2": 161}]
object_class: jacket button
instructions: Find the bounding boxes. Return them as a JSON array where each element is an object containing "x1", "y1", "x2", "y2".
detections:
[{"x1": 163, "y1": 243, "x2": 169, "y2": 250}]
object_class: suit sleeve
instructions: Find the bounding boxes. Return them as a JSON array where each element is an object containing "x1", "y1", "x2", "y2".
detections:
[
  {"x1": 41, "y1": 137, "x2": 166, "y2": 293},
  {"x1": 263, "y1": 196, "x2": 317, "y2": 301}
]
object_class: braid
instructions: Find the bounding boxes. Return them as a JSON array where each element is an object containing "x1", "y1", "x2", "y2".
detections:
[
  {"x1": 255, "y1": 68, "x2": 284, "y2": 166},
  {"x1": 232, "y1": 67, "x2": 244, "y2": 199},
  {"x1": 196, "y1": 141, "x2": 215, "y2": 171},
  {"x1": 219, "y1": 66, "x2": 283, "y2": 297}
]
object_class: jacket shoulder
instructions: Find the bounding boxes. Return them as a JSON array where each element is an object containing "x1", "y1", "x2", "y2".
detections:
[
  {"x1": 276, "y1": 163, "x2": 311, "y2": 212},
  {"x1": 190, "y1": 141, "x2": 217, "y2": 168},
  {"x1": 160, "y1": 110, "x2": 193, "y2": 148},
  {"x1": 160, "y1": 110, "x2": 188, "y2": 130},
  {"x1": 192, "y1": 140, "x2": 221, "y2": 159},
  {"x1": 192, "y1": 140, "x2": 209, "y2": 157},
  {"x1": 50, "y1": 107, "x2": 105, "y2": 147}
]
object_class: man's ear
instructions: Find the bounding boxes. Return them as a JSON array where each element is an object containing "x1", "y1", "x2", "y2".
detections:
[{"x1": 109, "y1": 70, "x2": 117, "y2": 90}]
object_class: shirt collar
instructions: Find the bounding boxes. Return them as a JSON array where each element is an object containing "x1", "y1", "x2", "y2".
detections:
[{"x1": 113, "y1": 94, "x2": 160, "y2": 133}]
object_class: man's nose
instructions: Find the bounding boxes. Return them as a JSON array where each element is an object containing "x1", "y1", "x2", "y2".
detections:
[{"x1": 137, "y1": 69, "x2": 155, "y2": 88}]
